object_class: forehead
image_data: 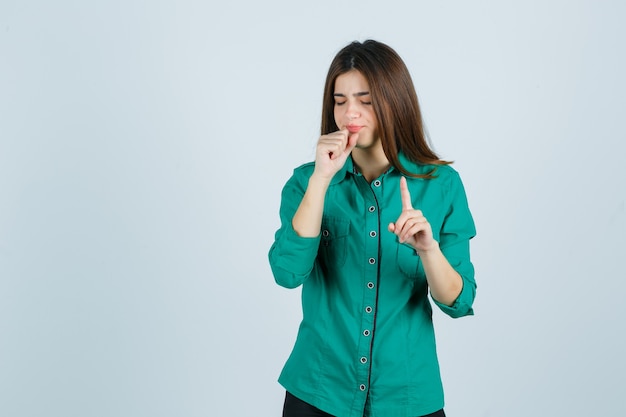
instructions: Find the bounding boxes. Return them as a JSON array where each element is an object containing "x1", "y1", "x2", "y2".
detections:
[{"x1": 334, "y1": 70, "x2": 370, "y2": 92}]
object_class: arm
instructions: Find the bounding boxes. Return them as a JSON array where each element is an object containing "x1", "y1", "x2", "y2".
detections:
[
  {"x1": 269, "y1": 129, "x2": 358, "y2": 288},
  {"x1": 388, "y1": 176, "x2": 462, "y2": 305},
  {"x1": 291, "y1": 175, "x2": 331, "y2": 237},
  {"x1": 268, "y1": 176, "x2": 321, "y2": 289},
  {"x1": 388, "y1": 174, "x2": 476, "y2": 312},
  {"x1": 292, "y1": 129, "x2": 358, "y2": 237},
  {"x1": 417, "y1": 244, "x2": 462, "y2": 306}
]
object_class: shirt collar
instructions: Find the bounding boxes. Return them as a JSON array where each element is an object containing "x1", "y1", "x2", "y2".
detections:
[{"x1": 328, "y1": 152, "x2": 428, "y2": 185}]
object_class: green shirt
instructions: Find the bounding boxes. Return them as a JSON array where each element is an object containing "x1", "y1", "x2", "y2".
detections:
[{"x1": 269, "y1": 153, "x2": 476, "y2": 417}]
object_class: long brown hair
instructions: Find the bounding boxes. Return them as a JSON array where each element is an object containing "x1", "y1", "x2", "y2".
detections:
[{"x1": 321, "y1": 40, "x2": 450, "y2": 178}]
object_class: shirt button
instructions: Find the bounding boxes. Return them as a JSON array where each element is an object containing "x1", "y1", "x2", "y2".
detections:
[
  {"x1": 322, "y1": 230, "x2": 329, "y2": 237},
  {"x1": 360, "y1": 356, "x2": 368, "y2": 364},
  {"x1": 368, "y1": 258, "x2": 376, "y2": 265},
  {"x1": 373, "y1": 180, "x2": 381, "y2": 187},
  {"x1": 369, "y1": 231, "x2": 377, "y2": 238},
  {"x1": 368, "y1": 205, "x2": 376, "y2": 213},
  {"x1": 367, "y1": 282, "x2": 374, "y2": 289},
  {"x1": 365, "y1": 306, "x2": 373, "y2": 313},
  {"x1": 360, "y1": 384, "x2": 367, "y2": 391},
  {"x1": 363, "y1": 329, "x2": 371, "y2": 336}
]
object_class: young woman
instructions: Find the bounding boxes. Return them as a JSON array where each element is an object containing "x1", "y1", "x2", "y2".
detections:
[{"x1": 269, "y1": 40, "x2": 476, "y2": 417}]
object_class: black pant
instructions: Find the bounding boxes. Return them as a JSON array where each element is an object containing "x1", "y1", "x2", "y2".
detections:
[{"x1": 282, "y1": 391, "x2": 446, "y2": 417}]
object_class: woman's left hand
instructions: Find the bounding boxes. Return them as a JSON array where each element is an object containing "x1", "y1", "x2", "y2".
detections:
[{"x1": 388, "y1": 176, "x2": 438, "y2": 253}]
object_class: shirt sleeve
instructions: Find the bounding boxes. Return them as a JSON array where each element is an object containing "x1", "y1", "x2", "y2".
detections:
[
  {"x1": 432, "y1": 170, "x2": 477, "y2": 318},
  {"x1": 268, "y1": 169, "x2": 321, "y2": 289}
]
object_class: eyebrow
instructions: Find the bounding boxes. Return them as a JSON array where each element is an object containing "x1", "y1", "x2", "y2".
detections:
[{"x1": 333, "y1": 91, "x2": 371, "y2": 98}]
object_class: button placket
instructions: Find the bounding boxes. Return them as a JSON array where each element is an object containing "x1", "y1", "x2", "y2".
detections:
[{"x1": 358, "y1": 187, "x2": 381, "y2": 400}]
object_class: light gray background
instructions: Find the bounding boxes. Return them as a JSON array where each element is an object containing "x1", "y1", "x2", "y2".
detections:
[{"x1": 1, "y1": 1, "x2": 624, "y2": 416}]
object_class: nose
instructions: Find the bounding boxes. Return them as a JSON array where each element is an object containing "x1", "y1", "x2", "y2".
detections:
[{"x1": 345, "y1": 103, "x2": 360, "y2": 121}]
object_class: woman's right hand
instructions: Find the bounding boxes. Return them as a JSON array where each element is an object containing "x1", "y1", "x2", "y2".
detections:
[
  {"x1": 292, "y1": 129, "x2": 358, "y2": 237},
  {"x1": 312, "y1": 128, "x2": 359, "y2": 181}
]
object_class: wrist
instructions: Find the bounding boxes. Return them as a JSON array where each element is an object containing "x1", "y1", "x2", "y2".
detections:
[
  {"x1": 416, "y1": 240, "x2": 441, "y2": 257},
  {"x1": 309, "y1": 171, "x2": 333, "y2": 187}
]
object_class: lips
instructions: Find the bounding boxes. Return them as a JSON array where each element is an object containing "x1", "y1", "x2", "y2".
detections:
[{"x1": 347, "y1": 125, "x2": 362, "y2": 133}]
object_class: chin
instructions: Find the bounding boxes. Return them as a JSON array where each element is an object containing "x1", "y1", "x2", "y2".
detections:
[{"x1": 355, "y1": 138, "x2": 378, "y2": 150}]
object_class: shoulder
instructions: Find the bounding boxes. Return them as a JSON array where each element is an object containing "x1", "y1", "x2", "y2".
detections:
[
  {"x1": 281, "y1": 161, "x2": 315, "y2": 193},
  {"x1": 429, "y1": 165, "x2": 468, "y2": 201},
  {"x1": 404, "y1": 165, "x2": 468, "y2": 209},
  {"x1": 292, "y1": 161, "x2": 316, "y2": 177},
  {"x1": 433, "y1": 164, "x2": 462, "y2": 186},
  {"x1": 290, "y1": 161, "x2": 316, "y2": 184}
]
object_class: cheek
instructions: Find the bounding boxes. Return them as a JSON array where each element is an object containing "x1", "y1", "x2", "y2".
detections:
[{"x1": 367, "y1": 110, "x2": 378, "y2": 128}]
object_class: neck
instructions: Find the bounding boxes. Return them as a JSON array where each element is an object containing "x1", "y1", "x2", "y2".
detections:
[{"x1": 352, "y1": 144, "x2": 391, "y2": 183}]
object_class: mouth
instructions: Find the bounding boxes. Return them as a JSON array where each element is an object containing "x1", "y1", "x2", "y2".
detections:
[{"x1": 347, "y1": 125, "x2": 363, "y2": 133}]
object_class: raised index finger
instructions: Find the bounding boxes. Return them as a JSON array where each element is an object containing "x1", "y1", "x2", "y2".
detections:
[{"x1": 400, "y1": 176, "x2": 413, "y2": 210}]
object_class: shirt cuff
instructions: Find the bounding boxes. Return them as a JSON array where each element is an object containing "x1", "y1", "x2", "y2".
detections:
[{"x1": 431, "y1": 279, "x2": 475, "y2": 318}]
